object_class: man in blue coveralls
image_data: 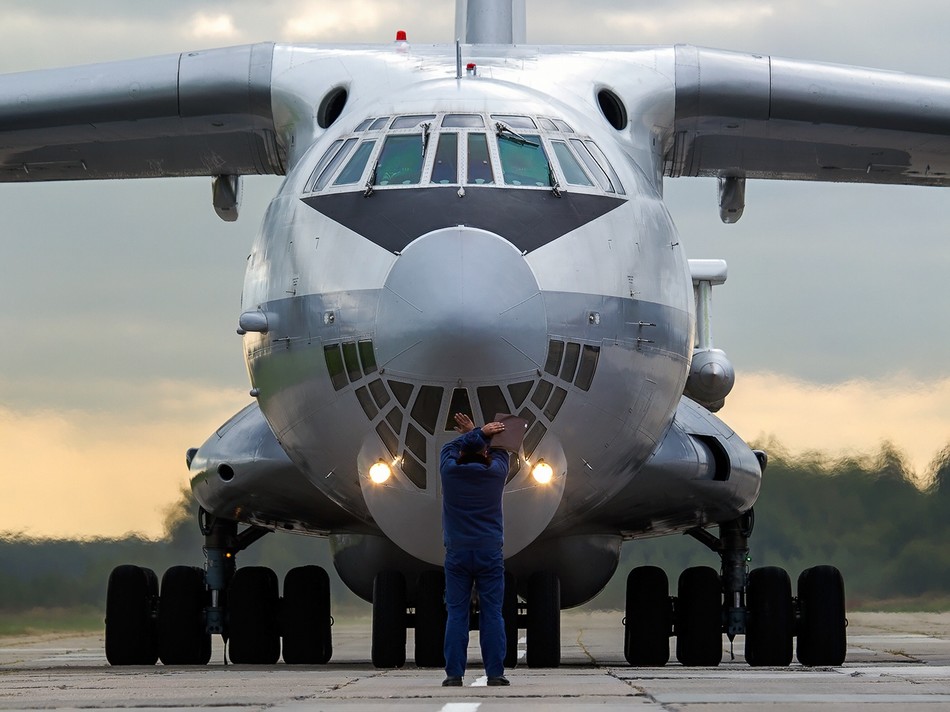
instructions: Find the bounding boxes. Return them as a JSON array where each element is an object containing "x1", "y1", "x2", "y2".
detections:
[{"x1": 440, "y1": 412, "x2": 510, "y2": 687}]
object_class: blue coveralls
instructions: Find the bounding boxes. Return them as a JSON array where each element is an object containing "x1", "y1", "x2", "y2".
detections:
[{"x1": 439, "y1": 429, "x2": 510, "y2": 678}]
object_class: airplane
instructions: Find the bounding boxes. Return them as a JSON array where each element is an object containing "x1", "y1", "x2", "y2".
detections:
[{"x1": 3, "y1": 0, "x2": 949, "y2": 670}]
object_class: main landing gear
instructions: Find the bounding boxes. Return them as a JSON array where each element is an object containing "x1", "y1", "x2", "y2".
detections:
[
  {"x1": 104, "y1": 509, "x2": 333, "y2": 666},
  {"x1": 371, "y1": 569, "x2": 562, "y2": 668},
  {"x1": 622, "y1": 509, "x2": 847, "y2": 667}
]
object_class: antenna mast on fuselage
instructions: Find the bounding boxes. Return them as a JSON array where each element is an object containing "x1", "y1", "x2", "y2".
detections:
[{"x1": 455, "y1": 0, "x2": 526, "y2": 44}]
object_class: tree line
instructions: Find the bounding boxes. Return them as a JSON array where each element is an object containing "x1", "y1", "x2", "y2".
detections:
[{"x1": 2, "y1": 443, "x2": 948, "y2": 613}]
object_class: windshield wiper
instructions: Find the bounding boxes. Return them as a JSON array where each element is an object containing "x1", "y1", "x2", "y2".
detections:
[
  {"x1": 495, "y1": 122, "x2": 539, "y2": 147},
  {"x1": 548, "y1": 165, "x2": 562, "y2": 198},
  {"x1": 421, "y1": 122, "x2": 431, "y2": 157},
  {"x1": 364, "y1": 160, "x2": 378, "y2": 197}
]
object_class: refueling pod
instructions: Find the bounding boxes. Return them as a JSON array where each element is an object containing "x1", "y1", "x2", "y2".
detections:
[{"x1": 685, "y1": 259, "x2": 735, "y2": 411}]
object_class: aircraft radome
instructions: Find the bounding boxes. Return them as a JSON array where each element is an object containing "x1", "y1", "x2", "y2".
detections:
[{"x1": 3, "y1": 0, "x2": 949, "y2": 669}]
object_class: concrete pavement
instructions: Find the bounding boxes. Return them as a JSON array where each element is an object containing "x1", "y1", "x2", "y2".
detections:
[{"x1": 2, "y1": 610, "x2": 949, "y2": 710}]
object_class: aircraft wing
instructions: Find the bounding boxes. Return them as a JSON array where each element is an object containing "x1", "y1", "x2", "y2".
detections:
[
  {"x1": 0, "y1": 43, "x2": 283, "y2": 182},
  {"x1": 668, "y1": 45, "x2": 950, "y2": 186}
]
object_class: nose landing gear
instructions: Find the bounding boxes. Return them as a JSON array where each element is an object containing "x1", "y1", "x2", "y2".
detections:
[{"x1": 370, "y1": 568, "x2": 560, "y2": 669}]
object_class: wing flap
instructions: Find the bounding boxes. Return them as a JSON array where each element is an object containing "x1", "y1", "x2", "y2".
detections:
[
  {"x1": 669, "y1": 45, "x2": 950, "y2": 185},
  {"x1": 0, "y1": 43, "x2": 283, "y2": 181}
]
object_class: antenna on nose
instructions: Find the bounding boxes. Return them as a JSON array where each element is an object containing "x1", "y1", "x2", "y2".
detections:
[{"x1": 455, "y1": 0, "x2": 525, "y2": 44}]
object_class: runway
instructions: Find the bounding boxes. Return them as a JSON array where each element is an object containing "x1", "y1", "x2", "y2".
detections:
[{"x1": 2, "y1": 610, "x2": 950, "y2": 710}]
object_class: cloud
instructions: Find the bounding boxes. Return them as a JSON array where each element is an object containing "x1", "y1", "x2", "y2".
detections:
[
  {"x1": 2, "y1": 370, "x2": 946, "y2": 540},
  {"x1": 283, "y1": 1, "x2": 397, "y2": 41},
  {"x1": 592, "y1": 2, "x2": 777, "y2": 37},
  {"x1": 0, "y1": 381, "x2": 249, "y2": 540},
  {"x1": 722, "y1": 372, "x2": 950, "y2": 485},
  {"x1": 189, "y1": 13, "x2": 240, "y2": 40},
  {"x1": 1, "y1": 0, "x2": 949, "y2": 539},
  {"x1": 281, "y1": 0, "x2": 451, "y2": 42},
  {"x1": 528, "y1": 0, "x2": 780, "y2": 46}
]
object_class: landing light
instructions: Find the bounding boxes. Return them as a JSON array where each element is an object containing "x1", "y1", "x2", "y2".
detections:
[
  {"x1": 369, "y1": 460, "x2": 392, "y2": 484},
  {"x1": 531, "y1": 459, "x2": 554, "y2": 484}
]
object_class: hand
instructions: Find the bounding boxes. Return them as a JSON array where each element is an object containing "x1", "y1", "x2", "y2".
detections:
[
  {"x1": 481, "y1": 421, "x2": 505, "y2": 437},
  {"x1": 453, "y1": 413, "x2": 475, "y2": 433}
]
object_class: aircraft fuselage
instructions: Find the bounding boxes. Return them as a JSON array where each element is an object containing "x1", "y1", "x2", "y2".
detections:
[{"x1": 192, "y1": 45, "x2": 763, "y2": 605}]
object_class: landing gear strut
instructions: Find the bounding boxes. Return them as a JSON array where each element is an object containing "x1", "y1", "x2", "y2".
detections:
[{"x1": 687, "y1": 509, "x2": 754, "y2": 663}]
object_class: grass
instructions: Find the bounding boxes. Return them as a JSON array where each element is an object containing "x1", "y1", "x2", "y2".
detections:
[{"x1": 0, "y1": 607, "x2": 104, "y2": 637}]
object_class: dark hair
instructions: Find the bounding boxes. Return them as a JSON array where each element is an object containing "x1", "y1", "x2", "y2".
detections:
[{"x1": 458, "y1": 451, "x2": 491, "y2": 466}]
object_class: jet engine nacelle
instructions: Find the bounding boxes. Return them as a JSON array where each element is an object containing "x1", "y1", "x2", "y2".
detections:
[{"x1": 684, "y1": 347, "x2": 735, "y2": 412}]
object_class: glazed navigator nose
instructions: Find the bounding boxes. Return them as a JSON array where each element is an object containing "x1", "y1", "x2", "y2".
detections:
[{"x1": 374, "y1": 227, "x2": 547, "y2": 381}]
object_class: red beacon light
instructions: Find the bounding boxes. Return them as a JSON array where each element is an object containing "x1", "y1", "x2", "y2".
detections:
[
  {"x1": 466, "y1": 62, "x2": 477, "y2": 76},
  {"x1": 394, "y1": 29, "x2": 409, "y2": 55}
]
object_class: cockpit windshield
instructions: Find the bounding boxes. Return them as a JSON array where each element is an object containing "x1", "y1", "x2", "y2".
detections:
[
  {"x1": 497, "y1": 133, "x2": 550, "y2": 187},
  {"x1": 304, "y1": 112, "x2": 624, "y2": 197},
  {"x1": 375, "y1": 135, "x2": 424, "y2": 185}
]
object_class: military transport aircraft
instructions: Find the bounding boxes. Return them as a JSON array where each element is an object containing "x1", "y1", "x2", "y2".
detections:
[{"x1": 3, "y1": 0, "x2": 949, "y2": 669}]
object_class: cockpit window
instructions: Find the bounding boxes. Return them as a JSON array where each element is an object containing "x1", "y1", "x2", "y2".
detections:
[
  {"x1": 334, "y1": 140, "x2": 376, "y2": 186},
  {"x1": 305, "y1": 111, "x2": 625, "y2": 198},
  {"x1": 551, "y1": 141, "x2": 593, "y2": 186},
  {"x1": 314, "y1": 137, "x2": 358, "y2": 191},
  {"x1": 432, "y1": 133, "x2": 458, "y2": 184},
  {"x1": 443, "y1": 114, "x2": 484, "y2": 128},
  {"x1": 307, "y1": 139, "x2": 344, "y2": 191},
  {"x1": 391, "y1": 114, "x2": 436, "y2": 129},
  {"x1": 491, "y1": 114, "x2": 536, "y2": 130},
  {"x1": 584, "y1": 140, "x2": 625, "y2": 195},
  {"x1": 467, "y1": 133, "x2": 494, "y2": 184},
  {"x1": 570, "y1": 138, "x2": 615, "y2": 193},
  {"x1": 498, "y1": 133, "x2": 550, "y2": 187},
  {"x1": 375, "y1": 135, "x2": 424, "y2": 185}
]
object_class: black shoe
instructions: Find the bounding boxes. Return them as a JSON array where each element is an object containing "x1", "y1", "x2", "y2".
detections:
[
  {"x1": 487, "y1": 676, "x2": 510, "y2": 686},
  {"x1": 442, "y1": 676, "x2": 463, "y2": 687}
]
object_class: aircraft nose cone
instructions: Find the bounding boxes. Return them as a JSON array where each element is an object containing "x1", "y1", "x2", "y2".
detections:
[{"x1": 375, "y1": 227, "x2": 546, "y2": 380}]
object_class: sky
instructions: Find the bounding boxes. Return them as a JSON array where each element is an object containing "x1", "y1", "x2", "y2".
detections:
[{"x1": 0, "y1": 0, "x2": 948, "y2": 538}]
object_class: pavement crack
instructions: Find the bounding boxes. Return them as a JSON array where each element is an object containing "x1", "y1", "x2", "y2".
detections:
[
  {"x1": 608, "y1": 671, "x2": 669, "y2": 708},
  {"x1": 292, "y1": 669, "x2": 389, "y2": 701},
  {"x1": 575, "y1": 628, "x2": 596, "y2": 665}
]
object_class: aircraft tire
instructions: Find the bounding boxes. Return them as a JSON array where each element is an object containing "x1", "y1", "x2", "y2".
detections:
[
  {"x1": 105, "y1": 564, "x2": 159, "y2": 665},
  {"x1": 502, "y1": 571, "x2": 519, "y2": 668},
  {"x1": 282, "y1": 565, "x2": 332, "y2": 664},
  {"x1": 526, "y1": 571, "x2": 560, "y2": 668},
  {"x1": 371, "y1": 570, "x2": 407, "y2": 668},
  {"x1": 675, "y1": 566, "x2": 723, "y2": 666},
  {"x1": 228, "y1": 566, "x2": 281, "y2": 664},
  {"x1": 745, "y1": 566, "x2": 793, "y2": 666},
  {"x1": 157, "y1": 566, "x2": 211, "y2": 665},
  {"x1": 624, "y1": 566, "x2": 671, "y2": 666},
  {"x1": 796, "y1": 565, "x2": 847, "y2": 666}
]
